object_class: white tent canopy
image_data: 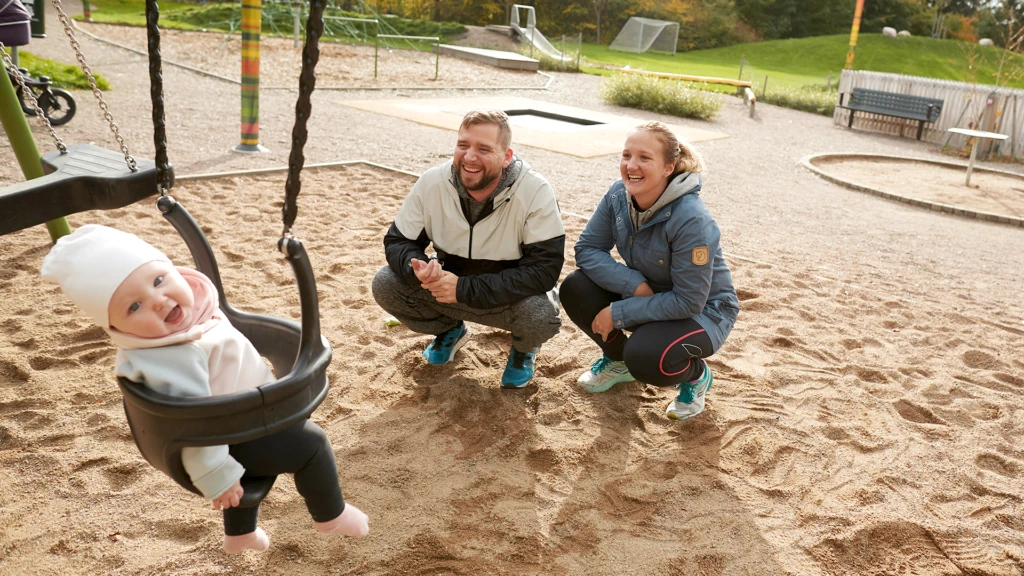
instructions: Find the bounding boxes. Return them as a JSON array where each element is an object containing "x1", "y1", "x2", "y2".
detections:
[{"x1": 609, "y1": 17, "x2": 679, "y2": 55}]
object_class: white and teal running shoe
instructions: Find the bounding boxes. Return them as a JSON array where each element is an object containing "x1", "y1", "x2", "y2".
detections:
[
  {"x1": 577, "y1": 355, "x2": 634, "y2": 393},
  {"x1": 666, "y1": 359, "x2": 712, "y2": 420},
  {"x1": 422, "y1": 322, "x2": 471, "y2": 365}
]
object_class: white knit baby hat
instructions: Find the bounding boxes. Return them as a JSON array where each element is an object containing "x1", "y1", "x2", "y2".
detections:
[{"x1": 40, "y1": 225, "x2": 171, "y2": 328}]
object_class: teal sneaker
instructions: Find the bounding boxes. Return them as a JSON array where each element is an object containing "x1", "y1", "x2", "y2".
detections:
[
  {"x1": 667, "y1": 359, "x2": 712, "y2": 420},
  {"x1": 501, "y1": 347, "x2": 536, "y2": 388},
  {"x1": 577, "y1": 355, "x2": 634, "y2": 393},
  {"x1": 422, "y1": 322, "x2": 471, "y2": 365}
]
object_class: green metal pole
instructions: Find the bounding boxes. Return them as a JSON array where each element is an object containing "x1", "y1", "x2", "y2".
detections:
[
  {"x1": 0, "y1": 64, "x2": 71, "y2": 241},
  {"x1": 434, "y1": 42, "x2": 439, "y2": 80},
  {"x1": 374, "y1": 34, "x2": 378, "y2": 79}
]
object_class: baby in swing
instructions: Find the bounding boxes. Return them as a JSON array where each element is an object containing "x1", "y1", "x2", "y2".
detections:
[{"x1": 40, "y1": 224, "x2": 369, "y2": 553}]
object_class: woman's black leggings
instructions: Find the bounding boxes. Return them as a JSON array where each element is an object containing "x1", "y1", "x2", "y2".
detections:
[
  {"x1": 561, "y1": 269, "x2": 714, "y2": 387},
  {"x1": 223, "y1": 420, "x2": 345, "y2": 536}
]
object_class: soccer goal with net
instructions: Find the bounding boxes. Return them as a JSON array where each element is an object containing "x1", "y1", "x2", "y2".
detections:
[{"x1": 609, "y1": 17, "x2": 679, "y2": 55}]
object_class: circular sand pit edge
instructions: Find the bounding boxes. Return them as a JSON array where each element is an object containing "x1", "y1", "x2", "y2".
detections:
[{"x1": 801, "y1": 153, "x2": 1024, "y2": 228}]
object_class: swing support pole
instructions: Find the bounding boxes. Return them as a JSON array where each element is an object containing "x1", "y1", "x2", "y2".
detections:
[{"x1": 0, "y1": 67, "x2": 72, "y2": 242}]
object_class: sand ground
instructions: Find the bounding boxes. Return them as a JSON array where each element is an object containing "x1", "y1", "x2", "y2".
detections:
[{"x1": 2, "y1": 9, "x2": 1024, "y2": 576}]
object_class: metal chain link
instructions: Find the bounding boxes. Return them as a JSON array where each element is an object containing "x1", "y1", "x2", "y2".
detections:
[
  {"x1": 0, "y1": 41, "x2": 67, "y2": 153},
  {"x1": 50, "y1": 0, "x2": 137, "y2": 172}
]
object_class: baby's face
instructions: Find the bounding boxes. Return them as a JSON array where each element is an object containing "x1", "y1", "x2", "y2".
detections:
[{"x1": 108, "y1": 261, "x2": 195, "y2": 338}]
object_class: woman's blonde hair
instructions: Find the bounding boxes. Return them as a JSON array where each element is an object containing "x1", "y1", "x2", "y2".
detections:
[{"x1": 635, "y1": 121, "x2": 705, "y2": 176}]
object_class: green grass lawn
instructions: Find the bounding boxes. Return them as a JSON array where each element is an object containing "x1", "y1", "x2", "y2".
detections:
[
  {"x1": 19, "y1": 52, "x2": 111, "y2": 90},
  {"x1": 582, "y1": 34, "x2": 1024, "y2": 91},
  {"x1": 81, "y1": 0, "x2": 202, "y2": 28}
]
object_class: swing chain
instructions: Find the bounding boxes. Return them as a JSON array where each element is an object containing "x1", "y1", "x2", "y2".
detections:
[
  {"x1": 0, "y1": 42, "x2": 67, "y2": 154},
  {"x1": 50, "y1": 0, "x2": 137, "y2": 172}
]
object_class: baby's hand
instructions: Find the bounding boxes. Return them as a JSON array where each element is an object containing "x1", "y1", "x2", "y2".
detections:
[{"x1": 212, "y1": 481, "x2": 244, "y2": 511}]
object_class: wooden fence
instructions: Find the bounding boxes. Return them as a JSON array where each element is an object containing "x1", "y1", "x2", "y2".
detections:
[{"x1": 834, "y1": 70, "x2": 1023, "y2": 159}]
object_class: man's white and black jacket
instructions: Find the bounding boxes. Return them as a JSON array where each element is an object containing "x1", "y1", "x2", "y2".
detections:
[{"x1": 384, "y1": 158, "x2": 565, "y2": 309}]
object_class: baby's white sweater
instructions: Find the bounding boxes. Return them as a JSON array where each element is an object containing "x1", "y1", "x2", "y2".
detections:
[{"x1": 114, "y1": 313, "x2": 274, "y2": 500}]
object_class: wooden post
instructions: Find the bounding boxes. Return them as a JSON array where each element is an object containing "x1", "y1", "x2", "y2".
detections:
[
  {"x1": 577, "y1": 32, "x2": 582, "y2": 70},
  {"x1": 1012, "y1": 95, "x2": 1018, "y2": 160},
  {"x1": 738, "y1": 54, "x2": 744, "y2": 80},
  {"x1": 762, "y1": 75, "x2": 769, "y2": 99}
]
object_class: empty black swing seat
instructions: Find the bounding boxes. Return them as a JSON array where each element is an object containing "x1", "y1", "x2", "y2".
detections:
[
  {"x1": 117, "y1": 196, "x2": 331, "y2": 506},
  {"x1": 0, "y1": 144, "x2": 168, "y2": 236}
]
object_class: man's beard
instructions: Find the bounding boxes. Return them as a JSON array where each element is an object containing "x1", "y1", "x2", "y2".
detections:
[{"x1": 458, "y1": 161, "x2": 501, "y2": 193}]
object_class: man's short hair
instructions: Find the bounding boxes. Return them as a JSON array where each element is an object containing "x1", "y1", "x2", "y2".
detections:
[{"x1": 460, "y1": 110, "x2": 512, "y2": 151}]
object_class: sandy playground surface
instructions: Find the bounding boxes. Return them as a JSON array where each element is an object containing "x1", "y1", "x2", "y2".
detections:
[{"x1": 2, "y1": 11, "x2": 1024, "y2": 576}]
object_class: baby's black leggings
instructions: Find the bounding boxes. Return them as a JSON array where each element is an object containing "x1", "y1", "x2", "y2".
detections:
[{"x1": 223, "y1": 420, "x2": 344, "y2": 536}]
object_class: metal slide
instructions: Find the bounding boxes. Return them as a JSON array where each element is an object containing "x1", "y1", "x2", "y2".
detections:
[{"x1": 510, "y1": 4, "x2": 572, "y2": 62}]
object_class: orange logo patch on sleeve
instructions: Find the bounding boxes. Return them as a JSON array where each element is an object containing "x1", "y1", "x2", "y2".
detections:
[{"x1": 692, "y1": 246, "x2": 709, "y2": 266}]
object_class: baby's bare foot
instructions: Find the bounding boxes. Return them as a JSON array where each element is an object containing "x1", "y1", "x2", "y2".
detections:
[
  {"x1": 315, "y1": 504, "x2": 369, "y2": 537},
  {"x1": 224, "y1": 527, "x2": 270, "y2": 554}
]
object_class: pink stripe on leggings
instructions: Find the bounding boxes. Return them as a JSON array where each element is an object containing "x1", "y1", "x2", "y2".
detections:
[{"x1": 659, "y1": 328, "x2": 706, "y2": 376}]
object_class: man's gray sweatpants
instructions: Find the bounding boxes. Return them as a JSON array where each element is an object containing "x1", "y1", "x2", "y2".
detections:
[{"x1": 371, "y1": 266, "x2": 561, "y2": 352}]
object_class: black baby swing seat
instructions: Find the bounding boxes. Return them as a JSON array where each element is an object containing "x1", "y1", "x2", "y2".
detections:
[
  {"x1": 112, "y1": 0, "x2": 335, "y2": 508},
  {"x1": 0, "y1": 0, "x2": 333, "y2": 508},
  {"x1": 117, "y1": 196, "x2": 332, "y2": 506}
]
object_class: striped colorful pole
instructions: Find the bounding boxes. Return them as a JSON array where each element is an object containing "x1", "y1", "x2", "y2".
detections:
[
  {"x1": 234, "y1": 0, "x2": 268, "y2": 153},
  {"x1": 844, "y1": 0, "x2": 865, "y2": 70},
  {"x1": 82, "y1": 0, "x2": 92, "y2": 21}
]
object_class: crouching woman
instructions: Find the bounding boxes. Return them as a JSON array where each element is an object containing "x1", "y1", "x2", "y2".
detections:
[{"x1": 561, "y1": 121, "x2": 739, "y2": 420}]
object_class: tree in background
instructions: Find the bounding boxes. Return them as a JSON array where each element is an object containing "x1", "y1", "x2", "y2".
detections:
[
  {"x1": 359, "y1": 0, "x2": 1011, "y2": 51},
  {"x1": 861, "y1": 0, "x2": 934, "y2": 36},
  {"x1": 975, "y1": 0, "x2": 1023, "y2": 46}
]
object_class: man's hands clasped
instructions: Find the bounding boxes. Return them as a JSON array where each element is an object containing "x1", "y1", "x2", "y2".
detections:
[{"x1": 411, "y1": 258, "x2": 459, "y2": 304}]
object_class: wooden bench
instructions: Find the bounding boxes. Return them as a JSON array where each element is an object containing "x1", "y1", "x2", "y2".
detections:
[{"x1": 838, "y1": 88, "x2": 944, "y2": 140}]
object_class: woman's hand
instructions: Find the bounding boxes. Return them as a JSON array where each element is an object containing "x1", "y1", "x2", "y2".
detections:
[
  {"x1": 633, "y1": 282, "x2": 654, "y2": 297},
  {"x1": 212, "y1": 481, "x2": 244, "y2": 511},
  {"x1": 592, "y1": 305, "x2": 615, "y2": 342}
]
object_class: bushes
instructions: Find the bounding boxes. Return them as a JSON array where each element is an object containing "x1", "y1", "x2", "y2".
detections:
[
  {"x1": 601, "y1": 73, "x2": 723, "y2": 121},
  {"x1": 758, "y1": 84, "x2": 837, "y2": 117},
  {"x1": 519, "y1": 45, "x2": 580, "y2": 72}
]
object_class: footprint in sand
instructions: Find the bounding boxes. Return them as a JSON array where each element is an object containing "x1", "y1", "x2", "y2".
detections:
[
  {"x1": 28, "y1": 355, "x2": 79, "y2": 370},
  {"x1": 526, "y1": 446, "x2": 559, "y2": 473},
  {"x1": 992, "y1": 372, "x2": 1023, "y2": 388},
  {"x1": 810, "y1": 521, "x2": 966, "y2": 574},
  {"x1": 965, "y1": 401, "x2": 1003, "y2": 421},
  {"x1": 962, "y1": 350, "x2": 1006, "y2": 370},
  {"x1": 893, "y1": 399, "x2": 946, "y2": 425},
  {"x1": 150, "y1": 518, "x2": 215, "y2": 543},
  {"x1": 0, "y1": 425, "x2": 22, "y2": 450},
  {"x1": 0, "y1": 358, "x2": 31, "y2": 383},
  {"x1": 975, "y1": 453, "x2": 1022, "y2": 478},
  {"x1": 102, "y1": 462, "x2": 148, "y2": 491}
]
